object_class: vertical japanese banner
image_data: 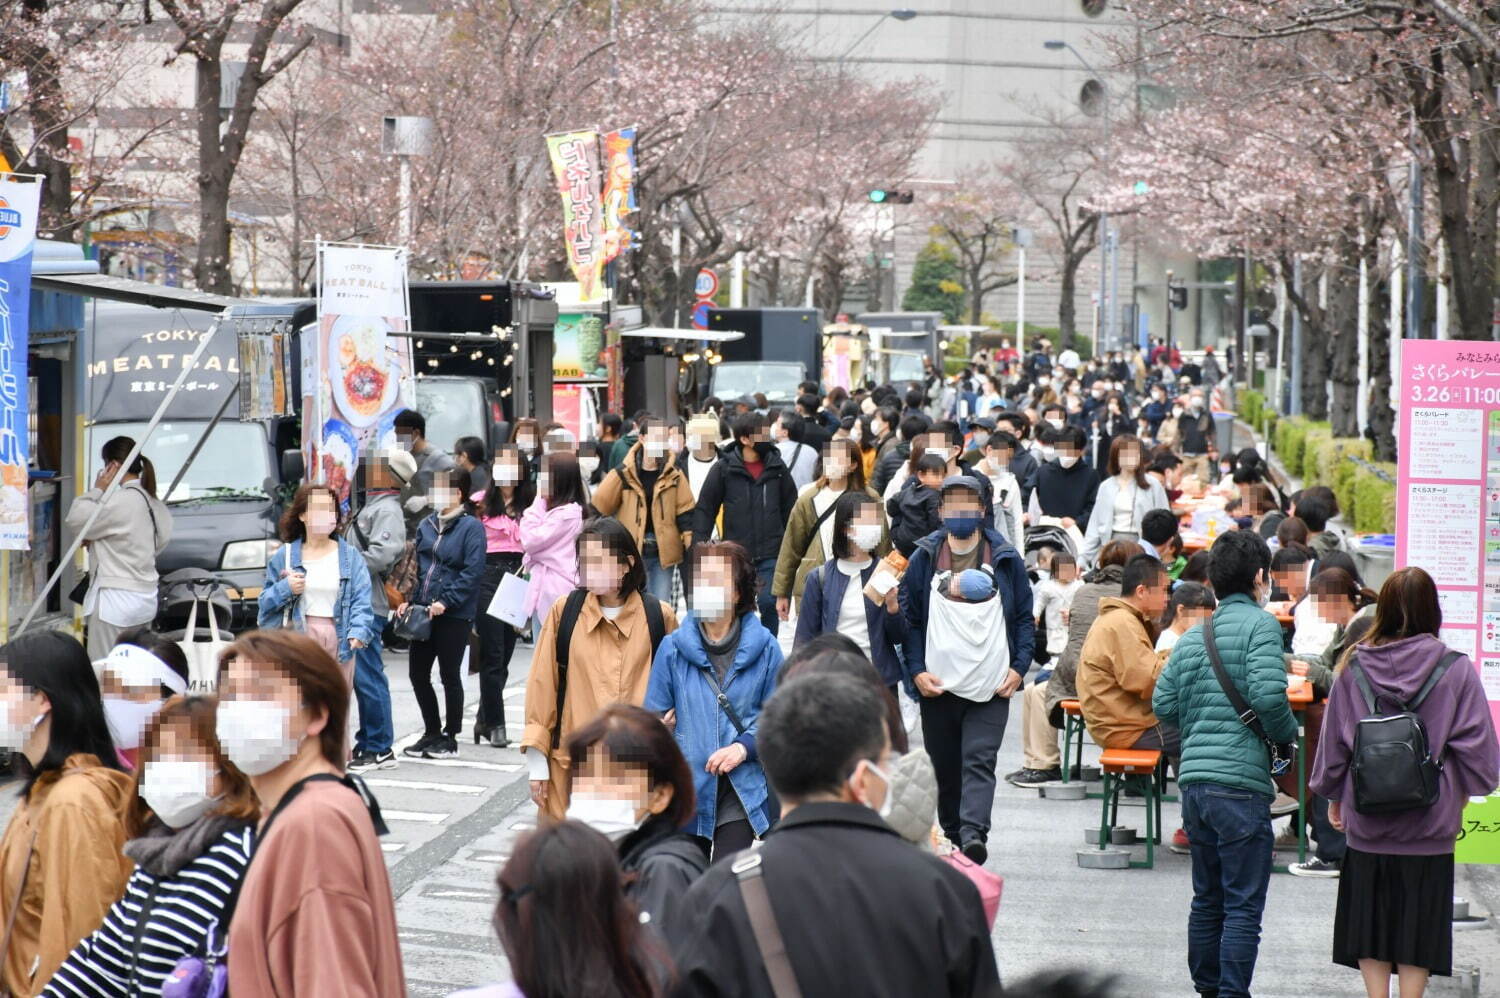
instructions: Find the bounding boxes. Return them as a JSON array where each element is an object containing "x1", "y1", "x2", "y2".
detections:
[
  {"x1": 600, "y1": 125, "x2": 637, "y2": 263},
  {"x1": 0, "y1": 175, "x2": 41, "y2": 550},
  {"x1": 545, "y1": 129, "x2": 605, "y2": 304},
  {"x1": 312, "y1": 243, "x2": 412, "y2": 510}
]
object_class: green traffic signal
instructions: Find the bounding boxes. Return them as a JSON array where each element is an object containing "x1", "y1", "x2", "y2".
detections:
[{"x1": 869, "y1": 189, "x2": 889, "y2": 203}]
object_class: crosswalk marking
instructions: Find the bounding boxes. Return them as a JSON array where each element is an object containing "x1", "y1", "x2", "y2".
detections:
[
  {"x1": 398, "y1": 756, "x2": 521, "y2": 773},
  {"x1": 385, "y1": 809, "x2": 449, "y2": 823},
  {"x1": 509, "y1": 821, "x2": 534, "y2": 831},
  {"x1": 381, "y1": 842, "x2": 405, "y2": 853},
  {"x1": 364, "y1": 777, "x2": 486, "y2": 795}
]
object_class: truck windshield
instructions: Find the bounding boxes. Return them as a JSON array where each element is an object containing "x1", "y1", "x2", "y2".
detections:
[
  {"x1": 88, "y1": 421, "x2": 270, "y2": 503},
  {"x1": 416, "y1": 379, "x2": 485, "y2": 453},
  {"x1": 711, "y1": 363, "x2": 804, "y2": 403},
  {"x1": 888, "y1": 352, "x2": 926, "y2": 385}
]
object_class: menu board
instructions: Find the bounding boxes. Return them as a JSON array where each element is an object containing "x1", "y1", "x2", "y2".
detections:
[{"x1": 1397, "y1": 339, "x2": 1500, "y2": 734}]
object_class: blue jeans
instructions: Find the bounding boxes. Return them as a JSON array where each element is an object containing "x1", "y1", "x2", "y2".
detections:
[
  {"x1": 755, "y1": 557, "x2": 779, "y2": 637},
  {"x1": 644, "y1": 553, "x2": 675, "y2": 606},
  {"x1": 1181, "y1": 782, "x2": 1275, "y2": 998},
  {"x1": 353, "y1": 615, "x2": 394, "y2": 755}
]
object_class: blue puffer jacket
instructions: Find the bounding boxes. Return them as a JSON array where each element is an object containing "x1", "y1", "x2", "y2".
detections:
[
  {"x1": 414, "y1": 512, "x2": 487, "y2": 620},
  {"x1": 258, "y1": 539, "x2": 375, "y2": 661},
  {"x1": 644, "y1": 611, "x2": 782, "y2": 839},
  {"x1": 899, "y1": 526, "x2": 1034, "y2": 683},
  {"x1": 1152, "y1": 593, "x2": 1299, "y2": 796}
]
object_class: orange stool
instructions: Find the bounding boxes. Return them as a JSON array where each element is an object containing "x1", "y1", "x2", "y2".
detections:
[
  {"x1": 1097, "y1": 748, "x2": 1165, "y2": 869},
  {"x1": 1060, "y1": 699, "x2": 1086, "y2": 783}
]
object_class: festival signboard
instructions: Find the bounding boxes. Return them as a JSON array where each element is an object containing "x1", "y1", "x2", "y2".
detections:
[
  {"x1": 601, "y1": 125, "x2": 638, "y2": 263},
  {"x1": 545, "y1": 129, "x2": 606, "y2": 304},
  {"x1": 0, "y1": 174, "x2": 41, "y2": 549}
]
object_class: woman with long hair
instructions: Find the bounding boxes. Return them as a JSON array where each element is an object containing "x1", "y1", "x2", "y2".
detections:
[
  {"x1": 520, "y1": 452, "x2": 590, "y2": 637},
  {"x1": 218, "y1": 630, "x2": 404, "y2": 994},
  {"x1": 258, "y1": 483, "x2": 375, "y2": 685},
  {"x1": 399, "y1": 467, "x2": 486, "y2": 760},
  {"x1": 1311, "y1": 567, "x2": 1499, "y2": 996},
  {"x1": 772, "y1": 437, "x2": 888, "y2": 623},
  {"x1": 1080, "y1": 434, "x2": 1169, "y2": 564},
  {"x1": 473, "y1": 444, "x2": 536, "y2": 747},
  {"x1": 43, "y1": 696, "x2": 258, "y2": 997},
  {"x1": 645, "y1": 542, "x2": 783, "y2": 860},
  {"x1": 521, "y1": 517, "x2": 676, "y2": 822},
  {"x1": 456, "y1": 821, "x2": 664, "y2": 998},
  {"x1": 65, "y1": 436, "x2": 173, "y2": 657},
  {"x1": 0, "y1": 631, "x2": 133, "y2": 994}
]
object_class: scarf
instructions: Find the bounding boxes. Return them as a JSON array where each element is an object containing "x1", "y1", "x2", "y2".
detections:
[{"x1": 124, "y1": 813, "x2": 250, "y2": 878}]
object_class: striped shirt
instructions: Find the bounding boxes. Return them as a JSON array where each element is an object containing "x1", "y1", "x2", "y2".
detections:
[{"x1": 41, "y1": 824, "x2": 253, "y2": 997}]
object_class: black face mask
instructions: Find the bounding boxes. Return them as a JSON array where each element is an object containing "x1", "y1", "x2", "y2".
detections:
[{"x1": 751, "y1": 440, "x2": 774, "y2": 457}]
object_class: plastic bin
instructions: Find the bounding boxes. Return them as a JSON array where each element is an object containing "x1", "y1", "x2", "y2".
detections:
[
  {"x1": 1353, "y1": 534, "x2": 1396, "y2": 591},
  {"x1": 1212, "y1": 412, "x2": 1236, "y2": 460}
]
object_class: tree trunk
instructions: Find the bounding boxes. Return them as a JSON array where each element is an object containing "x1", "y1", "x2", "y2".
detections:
[
  {"x1": 1282, "y1": 260, "x2": 1331, "y2": 420},
  {"x1": 1366, "y1": 269, "x2": 1397, "y2": 461},
  {"x1": 15, "y1": 34, "x2": 75, "y2": 239},
  {"x1": 1327, "y1": 235, "x2": 1361, "y2": 438},
  {"x1": 1058, "y1": 251, "x2": 1079, "y2": 343},
  {"x1": 192, "y1": 59, "x2": 236, "y2": 294}
]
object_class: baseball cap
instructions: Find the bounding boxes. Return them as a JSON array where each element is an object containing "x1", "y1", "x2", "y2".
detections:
[{"x1": 940, "y1": 474, "x2": 983, "y2": 498}]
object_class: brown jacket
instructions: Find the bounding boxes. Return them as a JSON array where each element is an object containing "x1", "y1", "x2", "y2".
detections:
[
  {"x1": 592, "y1": 443, "x2": 696, "y2": 567},
  {"x1": 1077, "y1": 597, "x2": 1169, "y2": 748},
  {"x1": 522, "y1": 590, "x2": 679, "y2": 763},
  {"x1": 228, "y1": 779, "x2": 404, "y2": 996},
  {"x1": 0, "y1": 755, "x2": 133, "y2": 997}
]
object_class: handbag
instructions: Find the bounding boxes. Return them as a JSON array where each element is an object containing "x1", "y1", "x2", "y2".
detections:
[
  {"x1": 941, "y1": 849, "x2": 1003, "y2": 929},
  {"x1": 392, "y1": 603, "x2": 432, "y2": 642},
  {"x1": 178, "y1": 599, "x2": 231, "y2": 693}
]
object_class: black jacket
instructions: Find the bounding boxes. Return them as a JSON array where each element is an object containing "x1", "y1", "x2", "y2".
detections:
[
  {"x1": 620, "y1": 819, "x2": 707, "y2": 945},
  {"x1": 872, "y1": 441, "x2": 911, "y2": 495},
  {"x1": 667, "y1": 802, "x2": 1001, "y2": 998},
  {"x1": 1032, "y1": 459, "x2": 1099, "y2": 525},
  {"x1": 887, "y1": 477, "x2": 942, "y2": 557},
  {"x1": 1008, "y1": 449, "x2": 1040, "y2": 507},
  {"x1": 693, "y1": 445, "x2": 798, "y2": 563}
]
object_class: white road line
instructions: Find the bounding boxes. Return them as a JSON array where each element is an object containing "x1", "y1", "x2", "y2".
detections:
[
  {"x1": 509, "y1": 821, "x2": 534, "y2": 831},
  {"x1": 397, "y1": 756, "x2": 521, "y2": 773},
  {"x1": 384, "y1": 809, "x2": 449, "y2": 823},
  {"x1": 362, "y1": 778, "x2": 486, "y2": 795},
  {"x1": 424, "y1": 887, "x2": 494, "y2": 901},
  {"x1": 381, "y1": 842, "x2": 405, "y2": 853},
  {"x1": 503, "y1": 689, "x2": 525, "y2": 699}
]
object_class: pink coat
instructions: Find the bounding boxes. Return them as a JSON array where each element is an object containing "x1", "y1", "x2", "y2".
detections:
[{"x1": 519, "y1": 499, "x2": 583, "y2": 618}]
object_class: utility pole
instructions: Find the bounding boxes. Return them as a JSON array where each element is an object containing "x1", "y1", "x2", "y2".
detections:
[
  {"x1": 1164, "y1": 269, "x2": 1174, "y2": 362},
  {"x1": 1405, "y1": 126, "x2": 1425, "y2": 339}
]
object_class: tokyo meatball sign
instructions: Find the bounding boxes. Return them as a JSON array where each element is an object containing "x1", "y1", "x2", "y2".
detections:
[{"x1": 310, "y1": 242, "x2": 412, "y2": 507}]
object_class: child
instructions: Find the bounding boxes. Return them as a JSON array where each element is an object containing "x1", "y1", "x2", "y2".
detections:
[
  {"x1": 1032, "y1": 552, "x2": 1082, "y2": 666},
  {"x1": 1155, "y1": 581, "x2": 1216, "y2": 652},
  {"x1": 887, "y1": 452, "x2": 948, "y2": 556}
]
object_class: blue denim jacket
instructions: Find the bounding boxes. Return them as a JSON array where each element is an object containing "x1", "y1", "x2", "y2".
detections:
[
  {"x1": 645, "y1": 611, "x2": 782, "y2": 839},
  {"x1": 258, "y1": 538, "x2": 376, "y2": 661}
]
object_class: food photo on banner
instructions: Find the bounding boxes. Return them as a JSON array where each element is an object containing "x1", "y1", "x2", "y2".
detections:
[
  {"x1": 600, "y1": 125, "x2": 637, "y2": 263},
  {"x1": 544, "y1": 128, "x2": 606, "y2": 304},
  {"x1": 309, "y1": 242, "x2": 414, "y2": 510},
  {"x1": 0, "y1": 173, "x2": 41, "y2": 549}
]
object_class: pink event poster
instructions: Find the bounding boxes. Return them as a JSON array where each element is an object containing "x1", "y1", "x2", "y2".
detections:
[{"x1": 1397, "y1": 339, "x2": 1500, "y2": 730}]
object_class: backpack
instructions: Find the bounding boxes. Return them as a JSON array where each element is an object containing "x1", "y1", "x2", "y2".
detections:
[
  {"x1": 1348, "y1": 649, "x2": 1459, "y2": 815},
  {"x1": 552, "y1": 589, "x2": 667, "y2": 749}
]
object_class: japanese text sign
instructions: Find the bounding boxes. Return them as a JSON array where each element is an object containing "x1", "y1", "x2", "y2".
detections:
[
  {"x1": 545, "y1": 129, "x2": 605, "y2": 303},
  {"x1": 0, "y1": 174, "x2": 41, "y2": 550}
]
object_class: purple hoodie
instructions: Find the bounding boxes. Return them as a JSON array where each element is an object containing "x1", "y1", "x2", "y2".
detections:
[{"x1": 1311, "y1": 634, "x2": 1499, "y2": 856}]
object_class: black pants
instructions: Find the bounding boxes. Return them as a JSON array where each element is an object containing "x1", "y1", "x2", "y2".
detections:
[
  {"x1": 410, "y1": 614, "x2": 472, "y2": 737},
  {"x1": 475, "y1": 553, "x2": 522, "y2": 734},
  {"x1": 919, "y1": 691, "x2": 1010, "y2": 847}
]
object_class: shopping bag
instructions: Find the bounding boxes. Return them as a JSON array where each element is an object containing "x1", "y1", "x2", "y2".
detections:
[
  {"x1": 486, "y1": 572, "x2": 531, "y2": 628},
  {"x1": 178, "y1": 599, "x2": 231, "y2": 693}
]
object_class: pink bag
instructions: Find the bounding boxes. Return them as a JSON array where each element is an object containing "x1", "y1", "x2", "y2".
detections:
[{"x1": 942, "y1": 850, "x2": 1003, "y2": 929}]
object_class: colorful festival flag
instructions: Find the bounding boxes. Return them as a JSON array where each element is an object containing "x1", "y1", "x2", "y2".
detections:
[
  {"x1": 601, "y1": 126, "x2": 638, "y2": 264},
  {"x1": 545, "y1": 129, "x2": 606, "y2": 302}
]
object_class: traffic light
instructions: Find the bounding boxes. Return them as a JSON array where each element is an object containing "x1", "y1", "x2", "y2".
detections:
[
  {"x1": 1169, "y1": 285, "x2": 1188, "y2": 311},
  {"x1": 868, "y1": 189, "x2": 914, "y2": 204}
]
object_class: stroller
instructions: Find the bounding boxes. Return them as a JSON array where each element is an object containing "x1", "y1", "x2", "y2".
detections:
[
  {"x1": 1023, "y1": 520, "x2": 1081, "y2": 583},
  {"x1": 157, "y1": 568, "x2": 238, "y2": 692}
]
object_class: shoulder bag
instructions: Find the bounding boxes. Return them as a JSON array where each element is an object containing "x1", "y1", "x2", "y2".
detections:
[{"x1": 1202, "y1": 618, "x2": 1295, "y2": 776}]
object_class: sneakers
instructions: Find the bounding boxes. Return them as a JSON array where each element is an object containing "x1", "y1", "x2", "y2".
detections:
[
  {"x1": 1270, "y1": 792, "x2": 1301, "y2": 817},
  {"x1": 1169, "y1": 828, "x2": 1191, "y2": 854},
  {"x1": 422, "y1": 736, "x2": 458, "y2": 759},
  {"x1": 402, "y1": 735, "x2": 438, "y2": 759},
  {"x1": 960, "y1": 839, "x2": 988, "y2": 865},
  {"x1": 1007, "y1": 767, "x2": 1063, "y2": 789},
  {"x1": 348, "y1": 750, "x2": 397, "y2": 773},
  {"x1": 1287, "y1": 858, "x2": 1341, "y2": 878}
]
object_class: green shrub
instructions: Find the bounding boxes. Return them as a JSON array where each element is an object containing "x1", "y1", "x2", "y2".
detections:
[
  {"x1": 1301, "y1": 426, "x2": 1334, "y2": 485},
  {"x1": 943, "y1": 355, "x2": 967, "y2": 376},
  {"x1": 1351, "y1": 463, "x2": 1397, "y2": 534}
]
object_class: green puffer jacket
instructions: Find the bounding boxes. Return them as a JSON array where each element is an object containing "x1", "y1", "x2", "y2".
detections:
[{"x1": 1152, "y1": 593, "x2": 1299, "y2": 796}]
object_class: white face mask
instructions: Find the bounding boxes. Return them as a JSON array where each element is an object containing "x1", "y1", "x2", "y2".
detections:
[
  {"x1": 565, "y1": 796, "x2": 640, "y2": 840},
  {"x1": 537, "y1": 474, "x2": 552, "y2": 496},
  {"x1": 494, "y1": 464, "x2": 521, "y2": 487},
  {"x1": 1046, "y1": 418, "x2": 1064, "y2": 430},
  {"x1": 578, "y1": 456, "x2": 600, "y2": 476},
  {"x1": 693, "y1": 585, "x2": 731, "y2": 618},
  {"x1": 688, "y1": 434, "x2": 707, "y2": 451},
  {"x1": 0, "y1": 696, "x2": 42, "y2": 752},
  {"x1": 854, "y1": 759, "x2": 894, "y2": 819},
  {"x1": 215, "y1": 699, "x2": 298, "y2": 777},
  {"x1": 515, "y1": 437, "x2": 537, "y2": 454},
  {"x1": 103, "y1": 696, "x2": 163, "y2": 751},
  {"x1": 1058, "y1": 455, "x2": 1080, "y2": 469},
  {"x1": 824, "y1": 461, "x2": 851, "y2": 480},
  {"x1": 1040, "y1": 445, "x2": 1057, "y2": 461},
  {"x1": 849, "y1": 523, "x2": 884, "y2": 552},
  {"x1": 141, "y1": 758, "x2": 220, "y2": 829},
  {"x1": 644, "y1": 439, "x2": 669, "y2": 459}
]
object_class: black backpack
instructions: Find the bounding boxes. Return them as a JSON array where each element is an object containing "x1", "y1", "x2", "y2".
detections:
[
  {"x1": 552, "y1": 589, "x2": 667, "y2": 749},
  {"x1": 1348, "y1": 649, "x2": 1459, "y2": 815}
]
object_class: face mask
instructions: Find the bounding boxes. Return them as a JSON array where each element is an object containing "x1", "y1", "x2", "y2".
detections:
[
  {"x1": 1040, "y1": 445, "x2": 1057, "y2": 461},
  {"x1": 141, "y1": 759, "x2": 220, "y2": 829},
  {"x1": 855, "y1": 759, "x2": 894, "y2": 819},
  {"x1": 872, "y1": 421, "x2": 886, "y2": 437},
  {"x1": 0, "y1": 697, "x2": 41, "y2": 752},
  {"x1": 971, "y1": 432, "x2": 989, "y2": 449},
  {"x1": 103, "y1": 696, "x2": 163, "y2": 751},
  {"x1": 644, "y1": 440, "x2": 669, "y2": 459},
  {"x1": 943, "y1": 513, "x2": 982, "y2": 539},
  {"x1": 1038, "y1": 377, "x2": 1051, "y2": 387},
  {"x1": 824, "y1": 461, "x2": 850, "y2": 480},
  {"x1": 579, "y1": 455, "x2": 601, "y2": 476},
  {"x1": 688, "y1": 434, "x2": 707, "y2": 451},
  {"x1": 850, "y1": 523, "x2": 884, "y2": 551},
  {"x1": 1046, "y1": 418, "x2": 1064, "y2": 430},
  {"x1": 215, "y1": 699, "x2": 298, "y2": 777},
  {"x1": 1091, "y1": 388, "x2": 1105, "y2": 398},
  {"x1": 537, "y1": 474, "x2": 552, "y2": 496},
  {"x1": 306, "y1": 513, "x2": 336, "y2": 535},
  {"x1": 515, "y1": 438, "x2": 536, "y2": 454},
  {"x1": 693, "y1": 585, "x2": 732, "y2": 618},
  {"x1": 1189, "y1": 399, "x2": 1204, "y2": 412},
  {"x1": 583, "y1": 567, "x2": 623, "y2": 596},
  {"x1": 565, "y1": 796, "x2": 641, "y2": 839},
  {"x1": 1256, "y1": 574, "x2": 1271, "y2": 608},
  {"x1": 1059, "y1": 455, "x2": 1080, "y2": 469},
  {"x1": 495, "y1": 465, "x2": 522, "y2": 486}
]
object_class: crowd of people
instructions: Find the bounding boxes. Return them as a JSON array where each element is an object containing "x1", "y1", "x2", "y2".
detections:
[{"x1": 4, "y1": 334, "x2": 1490, "y2": 997}]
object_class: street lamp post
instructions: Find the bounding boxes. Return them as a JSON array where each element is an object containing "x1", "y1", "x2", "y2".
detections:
[{"x1": 1044, "y1": 40, "x2": 1116, "y2": 352}]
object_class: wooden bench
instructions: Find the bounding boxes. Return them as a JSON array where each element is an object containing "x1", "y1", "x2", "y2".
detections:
[
  {"x1": 1096, "y1": 748, "x2": 1165, "y2": 869},
  {"x1": 1059, "y1": 699, "x2": 1086, "y2": 784}
]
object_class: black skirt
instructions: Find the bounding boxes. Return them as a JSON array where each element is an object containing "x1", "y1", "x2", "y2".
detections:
[{"x1": 1333, "y1": 847, "x2": 1453, "y2": 976}]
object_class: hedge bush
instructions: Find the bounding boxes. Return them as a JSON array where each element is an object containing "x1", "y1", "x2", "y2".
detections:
[
  {"x1": 1263, "y1": 416, "x2": 1394, "y2": 533},
  {"x1": 1351, "y1": 463, "x2": 1397, "y2": 534}
]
